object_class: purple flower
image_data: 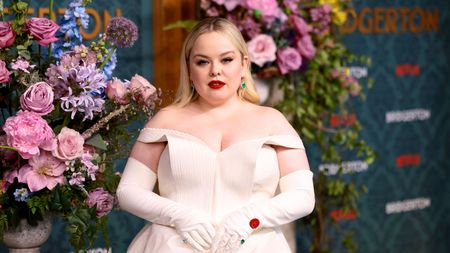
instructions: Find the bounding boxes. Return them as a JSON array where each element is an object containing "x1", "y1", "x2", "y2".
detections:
[
  {"x1": 284, "y1": 0, "x2": 300, "y2": 14},
  {"x1": 292, "y1": 15, "x2": 312, "y2": 36},
  {"x1": 0, "y1": 21, "x2": 16, "y2": 49},
  {"x1": 13, "y1": 188, "x2": 30, "y2": 202},
  {"x1": 277, "y1": 47, "x2": 302, "y2": 74},
  {"x1": 18, "y1": 151, "x2": 66, "y2": 192},
  {"x1": 297, "y1": 35, "x2": 316, "y2": 60},
  {"x1": 69, "y1": 172, "x2": 85, "y2": 186},
  {"x1": 20, "y1": 81, "x2": 55, "y2": 116},
  {"x1": 212, "y1": 0, "x2": 240, "y2": 11},
  {"x1": 0, "y1": 60, "x2": 11, "y2": 83},
  {"x1": 80, "y1": 152, "x2": 99, "y2": 181},
  {"x1": 106, "y1": 17, "x2": 139, "y2": 48},
  {"x1": 26, "y1": 18, "x2": 60, "y2": 46},
  {"x1": 3, "y1": 111, "x2": 56, "y2": 159},
  {"x1": 86, "y1": 188, "x2": 115, "y2": 217},
  {"x1": 247, "y1": 34, "x2": 277, "y2": 67}
]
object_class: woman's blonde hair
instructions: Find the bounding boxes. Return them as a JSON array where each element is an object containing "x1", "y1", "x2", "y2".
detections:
[{"x1": 171, "y1": 17, "x2": 259, "y2": 107}]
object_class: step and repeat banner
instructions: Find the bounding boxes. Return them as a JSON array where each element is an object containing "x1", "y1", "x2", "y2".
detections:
[
  {"x1": 301, "y1": 0, "x2": 449, "y2": 253},
  {"x1": 1, "y1": 0, "x2": 449, "y2": 252}
]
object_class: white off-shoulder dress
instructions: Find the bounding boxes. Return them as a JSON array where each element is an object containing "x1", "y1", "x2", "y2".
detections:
[{"x1": 127, "y1": 128, "x2": 305, "y2": 253}]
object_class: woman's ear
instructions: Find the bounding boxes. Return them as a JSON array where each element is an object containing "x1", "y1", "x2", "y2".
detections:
[{"x1": 242, "y1": 55, "x2": 249, "y2": 75}]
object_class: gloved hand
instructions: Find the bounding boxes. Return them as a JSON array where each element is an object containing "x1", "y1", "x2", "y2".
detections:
[
  {"x1": 117, "y1": 157, "x2": 215, "y2": 251},
  {"x1": 212, "y1": 169, "x2": 315, "y2": 253}
]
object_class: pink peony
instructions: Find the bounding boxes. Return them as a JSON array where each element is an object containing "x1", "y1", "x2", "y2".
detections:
[
  {"x1": 2, "y1": 111, "x2": 56, "y2": 159},
  {"x1": 0, "y1": 21, "x2": 16, "y2": 49},
  {"x1": 247, "y1": 34, "x2": 277, "y2": 67},
  {"x1": 130, "y1": 74, "x2": 157, "y2": 108},
  {"x1": 86, "y1": 188, "x2": 115, "y2": 217},
  {"x1": 106, "y1": 78, "x2": 130, "y2": 105},
  {"x1": 18, "y1": 151, "x2": 66, "y2": 192},
  {"x1": 26, "y1": 18, "x2": 59, "y2": 46},
  {"x1": 20, "y1": 81, "x2": 55, "y2": 116},
  {"x1": 0, "y1": 60, "x2": 11, "y2": 83},
  {"x1": 245, "y1": 0, "x2": 279, "y2": 17},
  {"x1": 297, "y1": 35, "x2": 316, "y2": 60},
  {"x1": 53, "y1": 127, "x2": 84, "y2": 161},
  {"x1": 276, "y1": 47, "x2": 302, "y2": 75}
]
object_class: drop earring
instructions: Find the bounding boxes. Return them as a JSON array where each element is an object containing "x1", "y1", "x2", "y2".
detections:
[{"x1": 241, "y1": 81, "x2": 246, "y2": 89}]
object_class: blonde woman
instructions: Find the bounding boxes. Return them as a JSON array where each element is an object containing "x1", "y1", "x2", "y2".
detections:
[{"x1": 117, "y1": 17, "x2": 315, "y2": 253}]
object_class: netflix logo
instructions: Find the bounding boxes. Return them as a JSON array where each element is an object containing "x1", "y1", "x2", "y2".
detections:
[
  {"x1": 330, "y1": 209, "x2": 357, "y2": 221},
  {"x1": 396, "y1": 64, "x2": 420, "y2": 76},
  {"x1": 396, "y1": 153, "x2": 421, "y2": 168},
  {"x1": 330, "y1": 113, "x2": 356, "y2": 127}
]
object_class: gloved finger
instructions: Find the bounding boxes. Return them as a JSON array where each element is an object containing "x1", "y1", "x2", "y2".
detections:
[
  {"x1": 189, "y1": 229, "x2": 210, "y2": 249},
  {"x1": 184, "y1": 233, "x2": 205, "y2": 252},
  {"x1": 204, "y1": 222, "x2": 216, "y2": 240}
]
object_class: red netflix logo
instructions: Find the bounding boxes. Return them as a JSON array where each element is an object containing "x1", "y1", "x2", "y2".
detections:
[
  {"x1": 330, "y1": 209, "x2": 357, "y2": 221},
  {"x1": 396, "y1": 64, "x2": 420, "y2": 76},
  {"x1": 396, "y1": 154, "x2": 421, "y2": 168},
  {"x1": 330, "y1": 113, "x2": 356, "y2": 128}
]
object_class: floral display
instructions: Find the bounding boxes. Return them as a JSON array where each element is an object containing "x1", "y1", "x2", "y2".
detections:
[{"x1": 0, "y1": 0, "x2": 159, "y2": 251}]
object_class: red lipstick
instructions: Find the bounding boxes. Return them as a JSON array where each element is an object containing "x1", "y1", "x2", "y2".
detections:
[{"x1": 208, "y1": 80, "x2": 225, "y2": 89}]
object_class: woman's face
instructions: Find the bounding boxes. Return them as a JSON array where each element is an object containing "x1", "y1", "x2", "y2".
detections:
[{"x1": 189, "y1": 31, "x2": 248, "y2": 105}]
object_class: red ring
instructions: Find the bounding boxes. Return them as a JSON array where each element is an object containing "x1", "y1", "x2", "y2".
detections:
[{"x1": 249, "y1": 218, "x2": 260, "y2": 229}]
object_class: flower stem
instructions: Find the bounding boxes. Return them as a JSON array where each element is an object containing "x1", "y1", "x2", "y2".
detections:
[
  {"x1": 48, "y1": 0, "x2": 54, "y2": 58},
  {"x1": 82, "y1": 104, "x2": 130, "y2": 140},
  {"x1": 0, "y1": 145, "x2": 17, "y2": 151},
  {"x1": 99, "y1": 46, "x2": 117, "y2": 70}
]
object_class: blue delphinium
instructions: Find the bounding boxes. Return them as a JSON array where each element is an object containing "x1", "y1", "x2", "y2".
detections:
[
  {"x1": 14, "y1": 188, "x2": 31, "y2": 202},
  {"x1": 52, "y1": 0, "x2": 90, "y2": 58}
]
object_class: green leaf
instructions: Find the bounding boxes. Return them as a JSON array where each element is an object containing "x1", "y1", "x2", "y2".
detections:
[
  {"x1": 85, "y1": 134, "x2": 108, "y2": 150},
  {"x1": 163, "y1": 20, "x2": 198, "y2": 31}
]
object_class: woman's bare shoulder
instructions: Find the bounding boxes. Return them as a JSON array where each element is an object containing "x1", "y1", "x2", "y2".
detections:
[
  {"x1": 144, "y1": 105, "x2": 186, "y2": 129},
  {"x1": 251, "y1": 105, "x2": 298, "y2": 136}
]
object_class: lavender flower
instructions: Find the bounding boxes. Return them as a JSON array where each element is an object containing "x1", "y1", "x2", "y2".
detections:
[
  {"x1": 106, "y1": 17, "x2": 139, "y2": 48},
  {"x1": 69, "y1": 172, "x2": 85, "y2": 186}
]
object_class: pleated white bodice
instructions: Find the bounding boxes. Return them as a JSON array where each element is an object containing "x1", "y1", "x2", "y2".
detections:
[{"x1": 128, "y1": 128, "x2": 305, "y2": 253}]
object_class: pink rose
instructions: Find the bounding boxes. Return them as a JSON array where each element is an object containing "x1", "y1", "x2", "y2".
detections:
[
  {"x1": 0, "y1": 60, "x2": 11, "y2": 83},
  {"x1": 276, "y1": 47, "x2": 302, "y2": 75},
  {"x1": 297, "y1": 35, "x2": 316, "y2": 60},
  {"x1": 2, "y1": 111, "x2": 56, "y2": 159},
  {"x1": 0, "y1": 21, "x2": 16, "y2": 48},
  {"x1": 130, "y1": 74, "x2": 157, "y2": 108},
  {"x1": 245, "y1": 0, "x2": 279, "y2": 17},
  {"x1": 292, "y1": 15, "x2": 312, "y2": 36},
  {"x1": 212, "y1": 0, "x2": 240, "y2": 11},
  {"x1": 86, "y1": 188, "x2": 115, "y2": 217},
  {"x1": 18, "y1": 151, "x2": 65, "y2": 192},
  {"x1": 106, "y1": 78, "x2": 130, "y2": 105},
  {"x1": 26, "y1": 18, "x2": 59, "y2": 46},
  {"x1": 20, "y1": 81, "x2": 55, "y2": 116},
  {"x1": 247, "y1": 34, "x2": 277, "y2": 67},
  {"x1": 52, "y1": 127, "x2": 84, "y2": 161}
]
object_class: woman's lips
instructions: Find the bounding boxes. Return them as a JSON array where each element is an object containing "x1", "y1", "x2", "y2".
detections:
[{"x1": 208, "y1": 80, "x2": 225, "y2": 89}]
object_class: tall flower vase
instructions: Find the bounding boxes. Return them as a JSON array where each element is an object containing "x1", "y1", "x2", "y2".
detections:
[{"x1": 2, "y1": 215, "x2": 52, "y2": 253}]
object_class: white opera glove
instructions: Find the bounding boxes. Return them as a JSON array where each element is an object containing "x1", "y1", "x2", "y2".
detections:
[
  {"x1": 117, "y1": 158, "x2": 215, "y2": 251},
  {"x1": 211, "y1": 169, "x2": 315, "y2": 253}
]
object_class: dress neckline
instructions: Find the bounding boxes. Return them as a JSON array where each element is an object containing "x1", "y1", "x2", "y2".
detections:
[{"x1": 142, "y1": 127, "x2": 300, "y2": 154}]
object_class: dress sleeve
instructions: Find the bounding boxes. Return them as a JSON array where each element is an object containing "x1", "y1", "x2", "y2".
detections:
[
  {"x1": 263, "y1": 135, "x2": 305, "y2": 150},
  {"x1": 136, "y1": 128, "x2": 169, "y2": 143}
]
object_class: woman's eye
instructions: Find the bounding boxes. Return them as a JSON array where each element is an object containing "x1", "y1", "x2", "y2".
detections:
[
  {"x1": 196, "y1": 59, "x2": 208, "y2": 65},
  {"x1": 222, "y1": 57, "x2": 233, "y2": 63}
]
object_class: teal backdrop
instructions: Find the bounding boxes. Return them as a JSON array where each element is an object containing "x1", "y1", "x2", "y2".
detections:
[
  {"x1": 297, "y1": 0, "x2": 450, "y2": 253},
  {"x1": 1, "y1": 0, "x2": 449, "y2": 252}
]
